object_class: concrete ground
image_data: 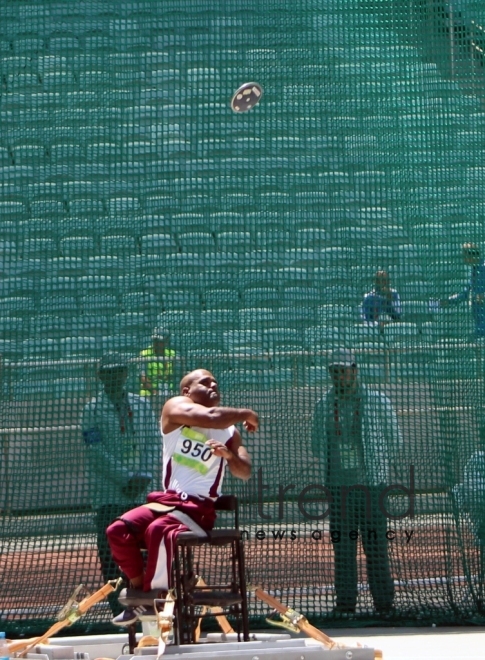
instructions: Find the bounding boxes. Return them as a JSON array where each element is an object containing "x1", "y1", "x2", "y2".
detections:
[{"x1": 326, "y1": 626, "x2": 485, "y2": 659}]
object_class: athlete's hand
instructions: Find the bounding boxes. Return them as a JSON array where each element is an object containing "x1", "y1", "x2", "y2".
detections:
[
  {"x1": 243, "y1": 410, "x2": 259, "y2": 433},
  {"x1": 205, "y1": 438, "x2": 232, "y2": 459}
]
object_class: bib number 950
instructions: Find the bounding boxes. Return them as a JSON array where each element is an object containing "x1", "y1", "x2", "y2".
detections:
[{"x1": 180, "y1": 438, "x2": 213, "y2": 462}]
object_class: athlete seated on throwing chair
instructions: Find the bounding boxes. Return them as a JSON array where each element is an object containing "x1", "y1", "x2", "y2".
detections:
[{"x1": 106, "y1": 368, "x2": 258, "y2": 626}]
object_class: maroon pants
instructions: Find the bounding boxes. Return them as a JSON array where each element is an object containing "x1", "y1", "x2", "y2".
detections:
[{"x1": 106, "y1": 491, "x2": 216, "y2": 591}]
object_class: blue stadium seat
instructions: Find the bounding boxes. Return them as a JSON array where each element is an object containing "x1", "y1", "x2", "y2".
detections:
[
  {"x1": 107, "y1": 196, "x2": 141, "y2": 215},
  {"x1": 77, "y1": 275, "x2": 115, "y2": 295},
  {"x1": 0, "y1": 296, "x2": 36, "y2": 317},
  {"x1": 51, "y1": 142, "x2": 84, "y2": 163},
  {"x1": 140, "y1": 234, "x2": 179, "y2": 256},
  {"x1": 53, "y1": 377, "x2": 87, "y2": 399},
  {"x1": 60, "y1": 236, "x2": 96, "y2": 256},
  {"x1": 239, "y1": 307, "x2": 277, "y2": 328},
  {"x1": 121, "y1": 291, "x2": 160, "y2": 313},
  {"x1": 0, "y1": 200, "x2": 27, "y2": 220},
  {"x1": 306, "y1": 365, "x2": 331, "y2": 387},
  {"x1": 204, "y1": 287, "x2": 240, "y2": 310},
  {"x1": 282, "y1": 286, "x2": 320, "y2": 307},
  {"x1": 277, "y1": 306, "x2": 316, "y2": 328},
  {"x1": 22, "y1": 338, "x2": 60, "y2": 359},
  {"x1": 295, "y1": 228, "x2": 328, "y2": 248},
  {"x1": 262, "y1": 327, "x2": 301, "y2": 350},
  {"x1": 242, "y1": 286, "x2": 280, "y2": 310},
  {"x1": 157, "y1": 310, "x2": 199, "y2": 331},
  {"x1": 87, "y1": 256, "x2": 125, "y2": 276},
  {"x1": 223, "y1": 330, "x2": 263, "y2": 353},
  {"x1": 69, "y1": 197, "x2": 105, "y2": 217},
  {"x1": 81, "y1": 294, "x2": 119, "y2": 314},
  {"x1": 51, "y1": 257, "x2": 88, "y2": 277},
  {"x1": 71, "y1": 315, "x2": 110, "y2": 336},
  {"x1": 6, "y1": 73, "x2": 41, "y2": 92},
  {"x1": 303, "y1": 325, "x2": 347, "y2": 350},
  {"x1": 100, "y1": 235, "x2": 138, "y2": 256},
  {"x1": 0, "y1": 316, "x2": 26, "y2": 340},
  {"x1": 22, "y1": 238, "x2": 58, "y2": 259},
  {"x1": 217, "y1": 231, "x2": 252, "y2": 251},
  {"x1": 200, "y1": 309, "x2": 236, "y2": 331},
  {"x1": 30, "y1": 198, "x2": 66, "y2": 217},
  {"x1": 177, "y1": 330, "x2": 222, "y2": 352},
  {"x1": 164, "y1": 288, "x2": 203, "y2": 311},
  {"x1": 113, "y1": 312, "x2": 150, "y2": 336},
  {"x1": 178, "y1": 231, "x2": 216, "y2": 253},
  {"x1": 60, "y1": 336, "x2": 98, "y2": 357},
  {"x1": 255, "y1": 229, "x2": 293, "y2": 250},
  {"x1": 43, "y1": 296, "x2": 79, "y2": 315},
  {"x1": 384, "y1": 323, "x2": 421, "y2": 344}
]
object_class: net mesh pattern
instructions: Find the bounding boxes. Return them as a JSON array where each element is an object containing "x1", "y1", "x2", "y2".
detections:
[{"x1": 2, "y1": 0, "x2": 485, "y2": 635}]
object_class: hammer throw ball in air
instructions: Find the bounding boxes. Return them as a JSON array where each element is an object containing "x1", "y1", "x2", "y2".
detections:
[{"x1": 230, "y1": 82, "x2": 263, "y2": 112}]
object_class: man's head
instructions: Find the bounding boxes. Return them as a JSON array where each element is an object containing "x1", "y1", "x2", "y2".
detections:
[
  {"x1": 180, "y1": 369, "x2": 220, "y2": 407},
  {"x1": 97, "y1": 352, "x2": 128, "y2": 397},
  {"x1": 374, "y1": 270, "x2": 390, "y2": 293},
  {"x1": 328, "y1": 349, "x2": 358, "y2": 397},
  {"x1": 152, "y1": 327, "x2": 170, "y2": 355},
  {"x1": 462, "y1": 243, "x2": 481, "y2": 267}
]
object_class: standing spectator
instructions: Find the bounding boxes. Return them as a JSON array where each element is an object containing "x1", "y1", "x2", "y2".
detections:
[
  {"x1": 81, "y1": 352, "x2": 161, "y2": 614},
  {"x1": 439, "y1": 243, "x2": 485, "y2": 337},
  {"x1": 139, "y1": 327, "x2": 177, "y2": 410},
  {"x1": 361, "y1": 270, "x2": 402, "y2": 324},
  {"x1": 311, "y1": 349, "x2": 403, "y2": 616}
]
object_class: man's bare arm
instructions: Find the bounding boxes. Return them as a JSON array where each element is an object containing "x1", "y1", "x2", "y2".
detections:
[
  {"x1": 206, "y1": 430, "x2": 252, "y2": 481},
  {"x1": 162, "y1": 396, "x2": 259, "y2": 434}
]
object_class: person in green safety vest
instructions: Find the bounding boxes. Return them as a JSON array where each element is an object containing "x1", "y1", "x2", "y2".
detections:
[{"x1": 139, "y1": 328, "x2": 176, "y2": 407}]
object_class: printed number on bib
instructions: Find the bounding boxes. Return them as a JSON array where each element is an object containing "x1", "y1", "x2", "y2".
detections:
[{"x1": 173, "y1": 430, "x2": 217, "y2": 476}]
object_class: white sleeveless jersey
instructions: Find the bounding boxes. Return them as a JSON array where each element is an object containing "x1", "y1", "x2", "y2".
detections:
[{"x1": 162, "y1": 424, "x2": 236, "y2": 499}]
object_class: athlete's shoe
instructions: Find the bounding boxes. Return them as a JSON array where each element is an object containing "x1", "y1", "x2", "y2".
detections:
[{"x1": 111, "y1": 605, "x2": 155, "y2": 627}]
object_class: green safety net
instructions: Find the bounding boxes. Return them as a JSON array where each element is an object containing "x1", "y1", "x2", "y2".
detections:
[{"x1": 2, "y1": 0, "x2": 485, "y2": 637}]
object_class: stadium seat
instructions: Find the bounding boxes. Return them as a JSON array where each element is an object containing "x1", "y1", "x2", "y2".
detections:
[
  {"x1": 100, "y1": 235, "x2": 138, "y2": 256},
  {"x1": 384, "y1": 322, "x2": 421, "y2": 343},
  {"x1": 59, "y1": 336, "x2": 98, "y2": 358},
  {"x1": 204, "y1": 287, "x2": 240, "y2": 310},
  {"x1": 157, "y1": 310, "x2": 198, "y2": 331},
  {"x1": 30, "y1": 198, "x2": 66, "y2": 217},
  {"x1": 60, "y1": 236, "x2": 96, "y2": 257},
  {"x1": 242, "y1": 286, "x2": 280, "y2": 308},
  {"x1": 22, "y1": 337, "x2": 60, "y2": 359},
  {"x1": 71, "y1": 314, "x2": 110, "y2": 336},
  {"x1": 255, "y1": 229, "x2": 293, "y2": 250},
  {"x1": 303, "y1": 325, "x2": 347, "y2": 350},
  {"x1": 69, "y1": 197, "x2": 105, "y2": 217},
  {"x1": 53, "y1": 378, "x2": 87, "y2": 399},
  {"x1": 238, "y1": 307, "x2": 277, "y2": 328},
  {"x1": 306, "y1": 364, "x2": 331, "y2": 387},
  {"x1": 41, "y1": 295, "x2": 79, "y2": 315},
  {"x1": 87, "y1": 256, "x2": 125, "y2": 276},
  {"x1": 217, "y1": 231, "x2": 252, "y2": 251},
  {"x1": 113, "y1": 312, "x2": 150, "y2": 336},
  {"x1": 140, "y1": 233, "x2": 179, "y2": 256},
  {"x1": 282, "y1": 286, "x2": 320, "y2": 307},
  {"x1": 22, "y1": 238, "x2": 58, "y2": 259},
  {"x1": 223, "y1": 330, "x2": 263, "y2": 353},
  {"x1": 178, "y1": 231, "x2": 216, "y2": 253},
  {"x1": 163, "y1": 288, "x2": 203, "y2": 311},
  {"x1": 295, "y1": 228, "x2": 328, "y2": 248},
  {"x1": 121, "y1": 291, "x2": 160, "y2": 313},
  {"x1": 0, "y1": 296, "x2": 36, "y2": 317},
  {"x1": 200, "y1": 309, "x2": 237, "y2": 331},
  {"x1": 81, "y1": 294, "x2": 119, "y2": 314},
  {"x1": 177, "y1": 330, "x2": 222, "y2": 352}
]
